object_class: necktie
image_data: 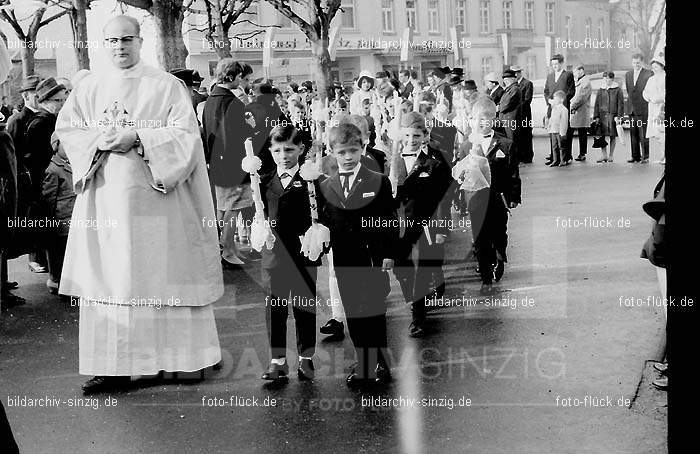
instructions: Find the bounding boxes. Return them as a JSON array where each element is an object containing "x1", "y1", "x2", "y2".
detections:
[
  {"x1": 339, "y1": 171, "x2": 353, "y2": 196},
  {"x1": 402, "y1": 153, "x2": 417, "y2": 157},
  {"x1": 280, "y1": 172, "x2": 291, "y2": 188}
]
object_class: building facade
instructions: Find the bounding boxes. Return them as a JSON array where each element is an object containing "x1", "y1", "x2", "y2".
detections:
[{"x1": 186, "y1": 0, "x2": 642, "y2": 89}]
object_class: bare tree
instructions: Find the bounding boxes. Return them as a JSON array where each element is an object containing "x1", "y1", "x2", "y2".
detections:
[
  {"x1": 0, "y1": 0, "x2": 72, "y2": 76},
  {"x1": 612, "y1": 0, "x2": 665, "y2": 61},
  {"x1": 68, "y1": 0, "x2": 90, "y2": 70},
  {"x1": 184, "y1": 0, "x2": 274, "y2": 59},
  {"x1": 118, "y1": 0, "x2": 189, "y2": 70},
  {"x1": 264, "y1": 0, "x2": 342, "y2": 101}
]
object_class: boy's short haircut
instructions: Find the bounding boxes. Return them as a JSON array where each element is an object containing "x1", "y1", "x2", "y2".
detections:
[
  {"x1": 401, "y1": 111, "x2": 428, "y2": 134},
  {"x1": 328, "y1": 123, "x2": 364, "y2": 150},
  {"x1": 553, "y1": 90, "x2": 566, "y2": 101},
  {"x1": 338, "y1": 114, "x2": 370, "y2": 142},
  {"x1": 376, "y1": 81, "x2": 394, "y2": 98},
  {"x1": 270, "y1": 124, "x2": 303, "y2": 145},
  {"x1": 410, "y1": 70, "x2": 418, "y2": 79},
  {"x1": 471, "y1": 95, "x2": 497, "y2": 120},
  {"x1": 400, "y1": 69, "x2": 410, "y2": 78}
]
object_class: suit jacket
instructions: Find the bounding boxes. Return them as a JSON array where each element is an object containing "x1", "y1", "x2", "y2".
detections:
[
  {"x1": 517, "y1": 77, "x2": 534, "y2": 121},
  {"x1": 396, "y1": 146, "x2": 453, "y2": 238},
  {"x1": 259, "y1": 169, "x2": 322, "y2": 269},
  {"x1": 483, "y1": 132, "x2": 521, "y2": 205},
  {"x1": 433, "y1": 80, "x2": 453, "y2": 111},
  {"x1": 24, "y1": 111, "x2": 57, "y2": 193},
  {"x1": 0, "y1": 131, "x2": 17, "y2": 242},
  {"x1": 5, "y1": 106, "x2": 36, "y2": 169},
  {"x1": 499, "y1": 83, "x2": 522, "y2": 128},
  {"x1": 625, "y1": 68, "x2": 652, "y2": 117},
  {"x1": 202, "y1": 85, "x2": 254, "y2": 187},
  {"x1": 400, "y1": 81, "x2": 414, "y2": 99},
  {"x1": 490, "y1": 85, "x2": 504, "y2": 108},
  {"x1": 544, "y1": 70, "x2": 575, "y2": 116},
  {"x1": 319, "y1": 164, "x2": 398, "y2": 268},
  {"x1": 569, "y1": 74, "x2": 592, "y2": 128}
]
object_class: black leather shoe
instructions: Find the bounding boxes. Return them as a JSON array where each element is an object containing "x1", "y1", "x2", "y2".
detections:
[
  {"x1": 408, "y1": 321, "x2": 425, "y2": 338},
  {"x1": 493, "y1": 260, "x2": 505, "y2": 282},
  {"x1": 574, "y1": 155, "x2": 586, "y2": 161},
  {"x1": 375, "y1": 364, "x2": 393, "y2": 385},
  {"x1": 1, "y1": 293, "x2": 26, "y2": 308},
  {"x1": 549, "y1": 161, "x2": 560, "y2": 167},
  {"x1": 82, "y1": 376, "x2": 130, "y2": 395},
  {"x1": 261, "y1": 362, "x2": 289, "y2": 381},
  {"x1": 298, "y1": 359, "x2": 315, "y2": 380},
  {"x1": 3, "y1": 281, "x2": 19, "y2": 290},
  {"x1": 560, "y1": 160, "x2": 572, "y2": 166},
  {"x1": 320, "y1": 318, "x2": 344, "y2": 337},
  {"x1": 627, "y1": 159, "x2": 639, "y2": 163}
]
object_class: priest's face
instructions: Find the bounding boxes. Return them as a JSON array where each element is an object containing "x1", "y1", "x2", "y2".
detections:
[{"x1": 104, "y1": 19, "x2": 143, "y2": 69}]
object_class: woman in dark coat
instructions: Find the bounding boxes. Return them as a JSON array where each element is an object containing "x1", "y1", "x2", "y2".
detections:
[{"x1": 592, "y1": 71, "x2": 625, "y2": 162}]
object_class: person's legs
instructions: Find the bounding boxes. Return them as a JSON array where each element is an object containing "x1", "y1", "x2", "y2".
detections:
[
  {"x1": 629, "y1": 116, "x2": 642, "y2": 161},
  {"x1": 291, "y1": 266, "x2": 317, "y2": 359},
  {"x1": 578, "y1": 128, "x2": 588, "y2": 157},
  {"x1": 608, "y1": 137, "x2": 616, "y2": 161},
  {"x1": 264, "y1": 268, "x2": 289, "y2": 360},
  {"x1": 219, "y1": 209, "x2": 243, "y2": 264},
  {"x1": 640, "y1": 118, "x2": 650, "y2": 161},
  {"x1": 327, "y1": 249, "x2": 345, "y2": 321},
  {"x1": 656, "y1": 266, "x2": 667, "y2": 319}
]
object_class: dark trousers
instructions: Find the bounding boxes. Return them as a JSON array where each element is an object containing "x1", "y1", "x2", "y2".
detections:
[
  {"x1": 468, "y1": 188, "x2": 509, "y2": 284},
  {"x1": 394, "y1": 230, "x2": 445, "y2": 322},
  {"x1": 629, "y1": 115, "x2": 650, "y2": 160},
  {"x1": 264, "y1": 264, "x2": 317, "y2": 359},
  {"x1": 566, "y1": 127, "x2": 588, "y2": 157},
  {"x1": 550, "y1": 133, "x2": 563, "y2": 163},
  {"x1": 335, "y1": 266, "x2": 390, "y2": 378},
  {"x1": 518, "y1": 124, "x2": 534, "y2": 163},
  {"x1": 46, "y1": 235, "x2": 68, "y2": 283}
]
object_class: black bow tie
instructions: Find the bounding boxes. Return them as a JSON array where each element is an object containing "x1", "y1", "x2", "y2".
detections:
[
  {"x1": 483, "y1": 134, "x2": 493, "y2": 138},
  {"x1": 339, "y1": 171, "x2": 353, "y2": 177},
  {"x1": 402, "y1": 153, "x2": 418, "y2": 157},
  {"x1": 280, "y1": 172, "x2": 291, "y2": 178}
]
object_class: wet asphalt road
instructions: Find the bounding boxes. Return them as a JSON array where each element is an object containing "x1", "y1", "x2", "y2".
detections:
[{"x1": 1, "y1": 136, "x2": 667, "y2": 453}]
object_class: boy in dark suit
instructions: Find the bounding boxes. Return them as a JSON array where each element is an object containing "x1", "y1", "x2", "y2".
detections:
[
  {"x1": 259, "y1": 124, "x2": 323, "y2": 382},
  {"x1": 465, "y1": 96, "x2": 521, "y2": 294},
  {"x1": 393, "y1": 112, "x2": 453, "y2": 338},
  {"x1": 319, "y1": 123, "x2": 398, "y2": 386}
]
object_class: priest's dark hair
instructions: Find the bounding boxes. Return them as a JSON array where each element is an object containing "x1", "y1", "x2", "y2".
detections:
[{"x1": 270, "y1": 124, "x2": 303, "y2": 146}]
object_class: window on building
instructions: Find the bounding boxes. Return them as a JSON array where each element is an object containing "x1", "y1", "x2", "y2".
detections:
[
  {"x1": 341, "y1": 1, "x2": 355, "y2": 28},
  {"x1": 406, "y1": 0, "x2": 418, "y2": 30},
  {"x1": 456, "y1": 0, "x2": 467, "y2": 34},
  {"x1": 619, "y1": 26, "x2": 626, "y2": 43},
  {"x1": 585, "y1": 18, "x2": 592, "y2": 40},
  {"x1": 428, "y1": 0, "x2": 440, "y2": 32},
  {"x1": 526, "y1": 55, "x2": 536, "y2": 78},
  {"x1": 503, "y1": 1, "x2": 513, "y2": 29},
  {"x1": 597, "y1": 18, "x2": 604, "y2": 41},
  {"x1": 545, "y1": 2, "x2": 555, "y2": 34},
  {"x1": 382, "y1": 0, "x2": 394, "y2": 32},
  {"x1": 480, "y1": 1, "x2": 491, "y2": 34},
  {"x1": 565, "y1": 15, "x2": 572, "y2": 41},
  {"x1": 463, "y1": 57, "x2": 470, "y2": 74},
  {"x1": 525, "y1": 1, "x2": 534, "y2": 30},
  {"x1": 481, "y1": 56, "x2": 492, "y2": 76}
]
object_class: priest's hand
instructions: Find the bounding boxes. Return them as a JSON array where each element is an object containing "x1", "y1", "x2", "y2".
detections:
[
  {"x1": 508, "y1": 202, "x2": 519, "y2": 209},
  {"x1": 381, "y1": 258, "x2": 394, "y2": 271},
  {"x1": 101, "y1": 129, "x2": 138, "y2": 153},
  {"x1": 435, "y1": 234, "x2": 447, "y2": 244}
]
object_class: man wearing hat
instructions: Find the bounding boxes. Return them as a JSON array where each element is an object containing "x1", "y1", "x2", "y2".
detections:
[
  {"x1": 498, "y1": 69, "x2": 522, "y2": 147},
  {"x1": 170, "y1": 68, "x2": 207, "y2": 112},
  {"x1": 428, "y1": 67, "x2": 453, "y2": 112},
  {"x1": 511, "y1": 66, "x2": 534, "y2": 163},
  {"x1": 484, "y1": 72, "x2": 503, "y2": 108},
  {"x1": 23, "y1": 77, "x2": 67, "y2": 276}
]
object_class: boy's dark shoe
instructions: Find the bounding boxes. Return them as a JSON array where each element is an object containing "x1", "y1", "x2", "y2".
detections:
[
  {"x1": 549, "y1": 161, "x2": 560, "y2": 167},
  {"x1": 261, "y1": 362, "x2": 289, "y2": 381},
  {"x1": 375, "y1": 364, "x2": 393, "y2": 385},
  {"x1": 494, "y1": 260, "x2": 505, "y2": 282}
]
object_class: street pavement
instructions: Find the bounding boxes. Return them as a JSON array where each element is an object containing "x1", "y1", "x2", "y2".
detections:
[{"x1": 1, "y1": 136, "x2": 668, "y2": 453}]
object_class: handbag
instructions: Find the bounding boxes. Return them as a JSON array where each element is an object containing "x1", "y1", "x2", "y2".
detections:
[{"x1": 588, "y1": 119, "x2": 602, "y2": 137}]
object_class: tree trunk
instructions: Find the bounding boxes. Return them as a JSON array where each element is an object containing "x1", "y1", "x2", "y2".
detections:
[
  {"x1": 21, "y1": 42, "x2": 36, "y2": 77},
  {"x1": 70, "y1": 0, "x2": 91, "y2": 70},
  {"x1": 310, "y1": 39, "x2": 331, "y2": 102},
  {"x1": 151, "y1": 0, "x2": 189, "y2": 70}
]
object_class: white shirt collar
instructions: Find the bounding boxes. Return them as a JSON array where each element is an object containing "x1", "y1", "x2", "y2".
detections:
[
  {"x1": 277, "y1": 164, "x2": 299, "y2": 178},
  {"x1": 339, "y1": 162, "x2": 361, "y2": 177}
]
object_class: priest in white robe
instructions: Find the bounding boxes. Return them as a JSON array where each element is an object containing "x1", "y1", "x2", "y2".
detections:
[{"x1": 55, "y1": 15, "x2": 223, "y2": 394}]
